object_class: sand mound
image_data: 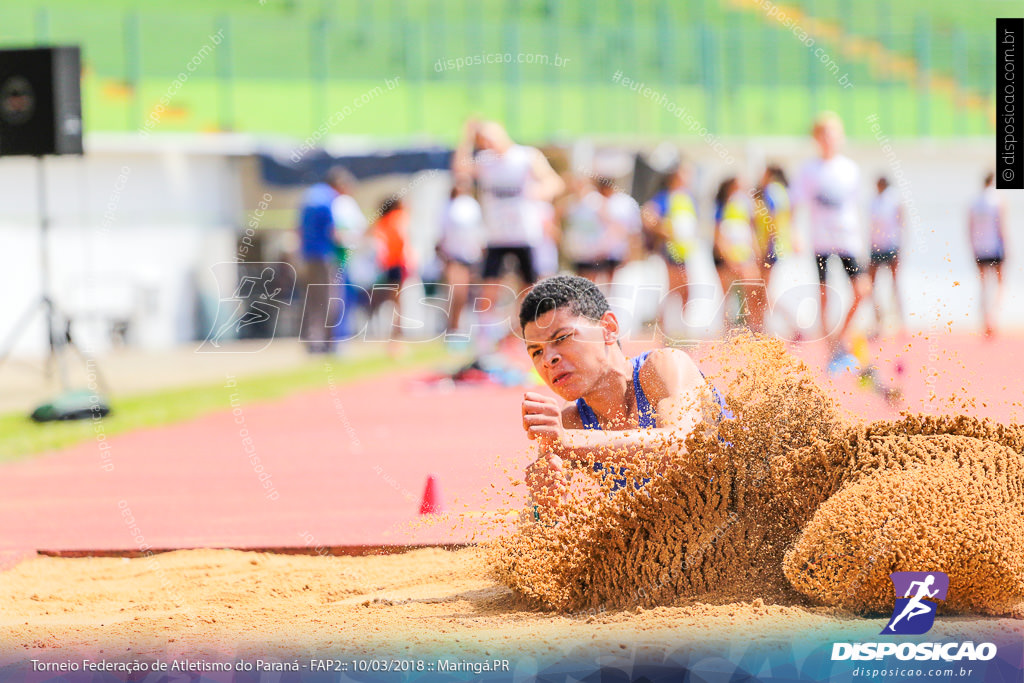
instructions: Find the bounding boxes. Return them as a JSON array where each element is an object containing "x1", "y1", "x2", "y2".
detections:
[
  {"x1": 489, "y1": 335, "x2": 1024, "y2": 617},
  {"x1": 784, "y1": 420, "x2": 1024, "y2": 616}
]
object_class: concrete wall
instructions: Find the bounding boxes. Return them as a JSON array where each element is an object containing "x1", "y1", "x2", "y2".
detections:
[{"x1": 0, "y1": 135, "x2": 243, "y2": 357}]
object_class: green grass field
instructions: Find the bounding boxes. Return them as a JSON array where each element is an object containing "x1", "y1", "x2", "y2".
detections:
[
  {"x1": 97, "y1": 78, "x2": 992, "y2": 140},
  {"x1": 0, "y1": 343, "x2": 454, "y2": 463},
  {"x1": 0, "y1": 0, "x2": 998, "y2": 139}
]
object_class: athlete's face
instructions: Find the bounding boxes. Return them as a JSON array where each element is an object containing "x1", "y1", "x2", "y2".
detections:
[
  {"x1": 523, "y1": 307, "x2": 620, "y2": 401},
  {"x1": 813, "y1": 120, "x2": 845, "y2": 157},
  {"x1": 475, "y1": 122, "x2": 510, "y2": 153}
]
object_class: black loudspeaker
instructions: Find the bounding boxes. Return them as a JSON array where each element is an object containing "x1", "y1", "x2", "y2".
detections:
[
  {"x1": 631, "y1": 153, "x2": 670, "y2": 206},
  {"x1": 0, "y1": 46, "x2": 83, "y2": 157}
]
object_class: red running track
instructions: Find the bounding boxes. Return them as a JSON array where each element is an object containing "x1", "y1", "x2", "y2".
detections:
[
  {"x1": 0, "y1": 368, "x2": 534, "y2": 567},
  {"x1": 0, "y1": 333, "x2": 1019, "y2": 566}
]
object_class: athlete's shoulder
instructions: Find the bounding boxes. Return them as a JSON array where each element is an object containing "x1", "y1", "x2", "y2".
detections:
[
  {"x1": 642, "y1": 346, "x2": 693, "y2": 368},
  {"x1": 835, "y1": 154, "x2": 860, "y2": 172},
  {"x1": 637, "y1": 347, "x2": 702, "y2": 398},
  {"x1": 611, "y1": 193, "x2": 642, "y2": 225},
  {"x1": 332, "y1": 193, "x2": 363, "y2": 215},
  {"x1": 766, "y1": 181, "x2": 788, "y2": 200},
  {"x1": 560, "y1": 400, "x2": 583, "y2": 429},
  {"x1": 306, "y1": 182, "x2": 337, "y2": 204},
  {"x1": 514, "y1": 144, "x2": 540, "y2": 161}
]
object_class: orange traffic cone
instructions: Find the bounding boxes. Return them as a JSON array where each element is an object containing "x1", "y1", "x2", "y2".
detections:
[{"x1": 419, "y1": 475, "x2": 445, "y2": 514}]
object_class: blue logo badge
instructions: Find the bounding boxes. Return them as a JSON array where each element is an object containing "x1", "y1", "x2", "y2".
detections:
[{"x1": 882, "y1": 572, "x2": 949, "y2": 635}]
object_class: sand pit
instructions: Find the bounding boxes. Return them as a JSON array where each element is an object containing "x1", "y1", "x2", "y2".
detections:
[
  {"x1": 0, "y1": 547, "x2": 1019, "y2": 664},
  {"x1": 490, "y1": 336, "x2": 1024, "y2": 618}
]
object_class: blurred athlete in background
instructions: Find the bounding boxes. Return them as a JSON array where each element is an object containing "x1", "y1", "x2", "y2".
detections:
[
  {"x1": 437, "y1": 181, "x2": 485, "y2": 339},
  {"x1": 452, "y1": 118, "x2": 564, "y2": 346},
  {"x1": 713, "y1": 176, "x2": 762, "y2": 332},
  {"x1": 793, "y1": 112, "x2": 870, "y2": 347},
  {"x1": 867, "y1": 176, "x2": 905, "y2": 337},
  {"x1": 643, "y1": 164, "x2": 701, "y2": 338},
  {"x1": 968, "y1": 172, "x2": 1007, "y2": 337}
]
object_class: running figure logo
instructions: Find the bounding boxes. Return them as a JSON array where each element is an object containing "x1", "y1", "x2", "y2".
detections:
[
  {"x1": 882, "y1": 571, "x2": 949, "y2": 635},
  {"x1": 198, "y1": 262, "x2": 295, "y2": 353}
]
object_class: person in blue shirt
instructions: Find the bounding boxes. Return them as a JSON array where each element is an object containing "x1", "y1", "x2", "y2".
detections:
[
  {"x1": 298, "y1": 166, "x2": 362, "y2": 353},
  {"x1": 519, "y1": 275, "x2": 730, "y2": 515},
  {"x1": 641, "y1": 164, "x2": 701, "y2": 338}
]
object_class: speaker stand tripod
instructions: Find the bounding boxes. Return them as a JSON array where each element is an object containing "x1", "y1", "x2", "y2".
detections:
[{"x1": 0, "y1": 156, "x2": 110, "y2": 419}]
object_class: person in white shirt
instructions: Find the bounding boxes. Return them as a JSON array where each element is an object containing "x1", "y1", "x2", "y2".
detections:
[
  {"x1": 437, "y1": 181, "x2": 485, "y2": 337},
  {"x1": 451, "y1": 118, "x2": 565, "y2": 345},
  {"x1": 332, "y1": 187, "x2": 369, "y2": 252},
  {"x1": 793, "y1": 112, "x2": 871, "y2": 345},
  {"x1": 968, "y1": 172, "x2": 1008, "y2": 337},
  {"x1": 561, "y1": 174, "x2": 607, "y2": 282},
  {"x1": 867, "y1": 176, "x2": 905, "y2": 336},
  {"x1": 594, "y1": 176, "x2": 642, "y2": 282},
  {"x1": 330, "y1": 177, "x2": 372, "y2": 342},
  {"x1": 452, "y1": 119, "x2": 564, "y2": 289},
  {"x1": 562, "y1": 175, "x2": 641, "y2": 286}
]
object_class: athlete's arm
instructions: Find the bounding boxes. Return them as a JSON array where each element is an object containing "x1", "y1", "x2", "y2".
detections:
[
  {"x1": 523, "y1": 401, "x2": 581, "y2": 509},
  {"x1": 522, "y1": 349, "x2": 707, "y2": 472},
  {"x1": 452, "y1": 118, "x2": 479, "y2": 180},
  {"x1": 528, "y1": 148, "x2": 566, "y2": 202}
]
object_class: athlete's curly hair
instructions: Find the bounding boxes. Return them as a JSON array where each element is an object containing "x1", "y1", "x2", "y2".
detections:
[{"x1": 519, "y1": 275, "x2": 610, "y2": 331}]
